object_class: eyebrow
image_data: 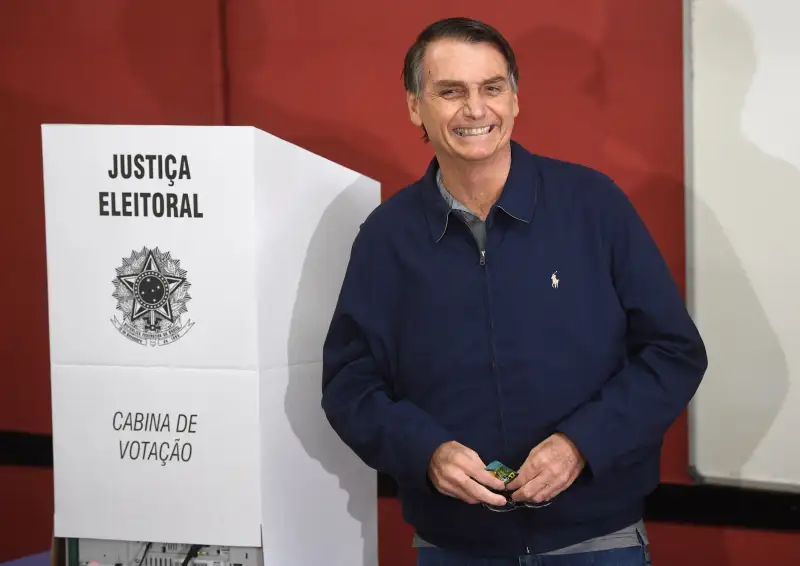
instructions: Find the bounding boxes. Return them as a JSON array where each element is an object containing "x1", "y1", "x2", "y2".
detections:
[{"x1": 432, "y1": 76, "x2": 508, "y2": 89}]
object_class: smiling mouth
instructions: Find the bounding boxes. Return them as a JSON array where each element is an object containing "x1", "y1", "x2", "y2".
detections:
[{"x1": 453, "y1": 125, "x2": 496, "y2": 137}]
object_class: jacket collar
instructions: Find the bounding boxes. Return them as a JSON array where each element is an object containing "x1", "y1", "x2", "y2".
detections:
[{"x1": 420, "y1": 140, "x2": 539, "y2": 242}]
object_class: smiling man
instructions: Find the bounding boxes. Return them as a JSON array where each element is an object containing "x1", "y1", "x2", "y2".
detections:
[{"x1": 321, "y1": 17, "x2": 707, "y2": 566}]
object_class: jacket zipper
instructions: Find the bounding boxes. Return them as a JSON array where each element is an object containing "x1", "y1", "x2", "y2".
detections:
[
  {"x1": 477, "y1": 242, "x2": 506, "y2": 454},
  {"x1": 478, "y1": 241, "x2": 529, "y2": 555}
]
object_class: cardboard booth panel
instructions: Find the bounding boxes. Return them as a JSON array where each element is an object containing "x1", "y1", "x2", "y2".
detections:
[
  {"x1": 41, "y1": 124, "x2": 259, "y2": 370},
  {"x1": 50, "y1": 363, "x2": 261, "y2": 545},
  {"x1": 253, "y1": 129, "x2": 381, "y2": 371},
  {"x1": 259, "y1": 362, "x2": 378, "y2": 566}
]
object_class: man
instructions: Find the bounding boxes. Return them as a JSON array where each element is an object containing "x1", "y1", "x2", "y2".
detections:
[{"x1": 321, "y1": 17, "x2": 707, "y2": 566}]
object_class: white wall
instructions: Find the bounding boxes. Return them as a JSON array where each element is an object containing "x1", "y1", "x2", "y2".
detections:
[{"x1": 687, "y1": 0, "x2": 800, "y2": 492}]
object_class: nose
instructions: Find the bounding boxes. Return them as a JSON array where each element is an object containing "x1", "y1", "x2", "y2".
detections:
[{"x1": 463, "y1": 90, "x2": 488, "y2": 120}]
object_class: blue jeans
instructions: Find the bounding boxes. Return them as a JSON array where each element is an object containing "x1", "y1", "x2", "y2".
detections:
[{"x1": 417, "y1": 542, "x2": 652, "y2": 566}]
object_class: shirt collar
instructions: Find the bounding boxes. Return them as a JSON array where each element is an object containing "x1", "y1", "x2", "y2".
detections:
[
  {"x1": 420, "y1": 140, "x2": 539, "y2": 242},
  {"x1": 436, "y1": 168, "x2": 476, "y2": 217}
]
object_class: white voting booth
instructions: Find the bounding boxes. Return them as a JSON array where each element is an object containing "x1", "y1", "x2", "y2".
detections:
[{"x1": 41, "y1": 124, "x2": 380, "y2": 566}]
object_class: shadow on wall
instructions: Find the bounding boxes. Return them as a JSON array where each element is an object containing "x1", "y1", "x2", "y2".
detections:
[
  {"x1": 513, "y1": 0, "x2": 791, "y2": 488},
  {"x1": 510, "y1": 24, "x2": 611, "y2": 169},
  {"x1": 220, "y1": 0, "x2": 421, "y2": 199},
  {"x1": 684, "y1": 0, "x2": 795, "y2": 486},
  {"x1": 506, "y1": 4, "x2": 790, "y2": 563},
  {"x1": 284, "y1": 177, "x2": 380, "y2": 566}
]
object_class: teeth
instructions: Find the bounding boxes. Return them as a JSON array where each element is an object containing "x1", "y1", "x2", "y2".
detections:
[{"x1": 455, "y1": 126, "x2": 493, "y2": 136}]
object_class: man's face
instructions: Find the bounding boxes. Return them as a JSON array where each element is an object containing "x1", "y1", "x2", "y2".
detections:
[{"x1": 407, "y1": 38, "x2": 519, "y2": 163}]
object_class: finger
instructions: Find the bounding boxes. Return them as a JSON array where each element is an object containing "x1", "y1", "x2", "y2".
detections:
[
  {"x1": 438, "y1": 465, "x2": 496, "y2": 505},
  {"x1": 469, "y1": 468, "x2": 507, "y2": 492},
  {"x1": 511, "y1": 471, "x2": 554, "y2": 502},
  {"x1": 506, "y1": 463, "x2": 540, "y2": 491},
  {"x1": 462, "y1": 477, "x2": 508, "y2": 506},
  {"x1": 459, "y1": 454, "x2": 508, "y2": 491},
  {"x1": 504, "y1": 473, "x2": 525, "y2": 491},
  {"x1": 530, "y1": 480, "x2": 560, "y2": 503},
  {"x1": 534, "y1": 469, "x2": 580, "y2": 502},
  {"x1": 446, "y1": 472, "x2": 502, "y2": 505},
  {"x1": 452, "y1": 488, "x2": 480, "y2": 505},
  {"x1": 437, "y1": 477, "x2": 479, "y2": 504},
  {"x1": 506, "y1": 452, "x2": 549, "y2": 491}
]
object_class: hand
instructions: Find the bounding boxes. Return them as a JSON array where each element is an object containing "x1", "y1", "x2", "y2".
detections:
[
  {"x1": 428, "y1": 441, "x2": 508, "y2": 506},
  {"x1": 505, "y1": 433, "x2": 585, "y2": 504}
]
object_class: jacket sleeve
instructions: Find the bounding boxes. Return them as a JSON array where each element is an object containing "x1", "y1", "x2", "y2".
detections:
[
  {"x1": 556, "y1": 178, "x2": 708, "y2": 478},
  {"x1": 321, "y1": 222, "x2": 454, "y2": 492}
]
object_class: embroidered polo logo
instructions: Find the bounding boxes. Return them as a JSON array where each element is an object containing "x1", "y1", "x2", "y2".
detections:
[{"x1": 551, "y1": 271, "x2": 559, "y2": 289}]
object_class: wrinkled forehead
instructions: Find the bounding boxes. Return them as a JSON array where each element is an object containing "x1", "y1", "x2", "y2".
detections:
[{"x1": 421, "y1": 39, "x2": 511, "y2": 89}]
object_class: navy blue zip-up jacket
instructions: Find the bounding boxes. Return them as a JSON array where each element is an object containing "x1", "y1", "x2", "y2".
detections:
[{"x1": 321, "y1": 141, "x2": 707, "y2": 557}]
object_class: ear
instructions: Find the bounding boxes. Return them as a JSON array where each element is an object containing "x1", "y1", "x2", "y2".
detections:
[
  {"x1": 407, "y1": 91, "x2": 423, "y2": 127},
  {"x1": 512, "y1": 90, "x2": 519, "y2": 118}
]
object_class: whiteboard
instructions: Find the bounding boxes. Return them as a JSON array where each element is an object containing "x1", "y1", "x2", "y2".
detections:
[{"x1": 686, "y1": 0, "x2": 800, "y2": 492}]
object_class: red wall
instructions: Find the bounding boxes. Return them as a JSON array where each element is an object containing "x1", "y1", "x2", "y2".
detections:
[
  {"x1": 0, "y1": 0, "x2": 223, "y2": 559},
  {"x1": 1, "y1": 0, "x2": 796, "y2": 563}
]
